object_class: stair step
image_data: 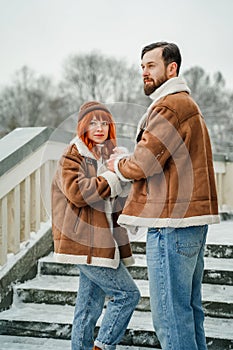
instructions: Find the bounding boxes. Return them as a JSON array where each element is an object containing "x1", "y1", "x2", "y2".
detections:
[
  {"x1": 204, "y1": 257, "x2": 233, "y2": 285},
  {"x1": 0, "y1": 304, "x2": 232, "y2": 349},
  {"x1": 0, "y1": 335, "x2": 158, "y2": 350},
  {"x1": 15, "y1": 275, "x2": 233, "y2": 318},
  {"x1": 15, "y1": 275, "x2": 150, "y2": 310},
  {"x1": 202, "y1": 283, "x2": 233, "y2": 318},
  {"x1": 0, "y1": 335, "x2": 159, "y2": 350},
  {"x1": 130, "y1": 221, "x2": 233, "y2": 259},
  {"x1": 131, "y1": 241, "x2": 233, "y2": 258},
  {"x1": 205, "y1": 244, "x2": 233, "y2": 259},
  {"x1": 39, "y1": 254, "x2": 233, "y2": 285},
  {"x1": 0, "y1": 335, "x2": 71, "y2": 350}
]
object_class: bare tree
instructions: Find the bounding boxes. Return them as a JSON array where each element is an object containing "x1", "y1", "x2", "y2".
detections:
[
  {"x1": 3, "y1": 58, "x2": 232, "y2": 156},
  {"x1": 182, "y1": 66, "x2": 232, "y2": 154},
  {"x1": 60, "y1": 51, "x2": 145, "y2": 106},
  {"x1": 0, "y1": 66, "x2": 66, "y2": 136}
]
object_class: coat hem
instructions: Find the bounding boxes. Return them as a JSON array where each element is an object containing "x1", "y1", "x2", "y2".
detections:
[
  {"x1": 117, "y1": 214, "x2": 220, "y2": 228},
  {"x1": 53, "y1": 252, "x2": 120, "y2": 269}
]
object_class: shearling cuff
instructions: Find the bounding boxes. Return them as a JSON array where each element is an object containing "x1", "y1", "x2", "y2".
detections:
[
  {"x1": 122, "y1": 255, "x2": 135, "y2": 266},
  {"x1": 120, "y1": 181, "x2": 132, "y2": 197},
  {"x1": 114, "y1": 156, "x2": 132, "y2": 182},
  {"x1": 101, "y1": 170, "x2": 122, "y2": 197}
]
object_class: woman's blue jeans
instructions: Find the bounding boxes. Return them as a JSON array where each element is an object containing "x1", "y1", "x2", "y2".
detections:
[
  {"x1": 71, "y1": 262, "x2": 140, "y2": 350},
  {"x1": 146, "y1": 225, "x2": 208, "y2": 350}
]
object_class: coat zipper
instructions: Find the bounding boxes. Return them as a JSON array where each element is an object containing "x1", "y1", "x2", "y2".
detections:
[
  {"x1": 86, "y1": 158, "x2": 96, "y2": 264},
  {"x1": 87, "y1": 207, "x2": 93, "y2": 264},
  {"x1": 74, "y1": 208, "x2": 82, "y2": 232}
]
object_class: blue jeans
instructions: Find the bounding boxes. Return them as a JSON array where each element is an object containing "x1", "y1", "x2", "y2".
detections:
[
  {"x1": 71, "y1": 262, "x2": 140, "y2": 350},
  {"x1": 146, "y1": 225, "x2": 208, "y2": 350}
]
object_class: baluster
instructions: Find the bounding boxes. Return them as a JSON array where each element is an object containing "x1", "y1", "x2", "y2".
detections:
[
  {"x1": 0, "y1": 196, "x2": 8, "y2": 266},
  {"x1": 7, "y1": 185, "x2": 20, "y2": 254},
  {"x1": 40, "y1": 162, "x2": 50, "y2": 221},
  {"x1": 217, "y1": 173, "x2": 223, "y2": 210},
  {"x1": 30, "y1": 169, "x2": 41, "y2": 232},
  {"x1": 20, "y1": 176, "x2": 31, "y2": 241}
]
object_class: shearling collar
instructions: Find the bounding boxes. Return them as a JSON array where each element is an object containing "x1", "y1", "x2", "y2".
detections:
[
  {"x1": 70, "y1": 137, "x2": 108, "y2": 175},
  {"x1": 136, "y1": 77, "x2": 190, "y2": 136},
  {"x1": 149, "y1": 76, "x2": 190, "y2": 105},
  {"x1": 70, "y1": 136, "x2": 96, "y2": 160}
]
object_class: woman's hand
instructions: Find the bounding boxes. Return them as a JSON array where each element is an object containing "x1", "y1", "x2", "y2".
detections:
[{"x1": 107, "y1": 147, "x2": 129, "y2": 172}]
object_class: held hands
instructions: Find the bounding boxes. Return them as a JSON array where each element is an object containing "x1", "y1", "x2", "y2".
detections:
[{"x1": 107, "y1": 147, "x2": 128, "y2": 172}]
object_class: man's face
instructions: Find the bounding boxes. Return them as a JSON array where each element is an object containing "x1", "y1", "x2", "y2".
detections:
[{"x1": 141, "y1": 47, "x2": 168, "y2": 95}]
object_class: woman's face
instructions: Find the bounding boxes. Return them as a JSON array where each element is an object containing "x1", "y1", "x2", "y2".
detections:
[{"x1": 86, "y1": 116, "x2": 109, "y2": 144}]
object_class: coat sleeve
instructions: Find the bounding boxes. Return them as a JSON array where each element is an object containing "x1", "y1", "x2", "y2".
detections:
[
  {"x1": 116, "y1": 105, "x2": 183, "y2": 181},
  {"x1": 57, "y1": 145, "x2": 122, "y2": 208}
]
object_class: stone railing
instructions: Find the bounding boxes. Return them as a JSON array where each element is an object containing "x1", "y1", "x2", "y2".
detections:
[
  {"x1": 0, "y1": 127, "x2": 232, "y2": 268},
  {"x1": 214, "y1": 153, "x2": 233, "y2": 215},
  {"x1": 0, "y1": 127, "x2": 72, "y2": 267}
]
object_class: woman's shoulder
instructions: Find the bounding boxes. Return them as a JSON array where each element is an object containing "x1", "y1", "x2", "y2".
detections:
[
  {"x1": 60, "y1": 144, "x2": 83, "y2": 165},
  {"x1": 63, "y1": 143, "x2": 81, "y2": 157},
  {"x1": 70, "y1": 137, "x2": 96, "y2": 160}
]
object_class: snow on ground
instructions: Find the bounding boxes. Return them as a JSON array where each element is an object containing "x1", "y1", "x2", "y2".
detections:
[{"x1": 207, "y1": 219, "x2": 233, "y2": 244}]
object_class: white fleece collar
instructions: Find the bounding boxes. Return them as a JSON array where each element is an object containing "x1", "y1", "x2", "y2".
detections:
[
  {"x1": 70, "y1": 136, "x2": 96, "y2": 159},
  {"x1": 149, "y1": 76, "x2": 190, "y2": 105},
  {"x1": 136, "y1": 77, "x2": 190, "y2": 135}
]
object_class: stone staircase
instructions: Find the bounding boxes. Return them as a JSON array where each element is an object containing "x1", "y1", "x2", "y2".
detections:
[{"x1": 0, "y1": 224, "x2": 233, "y2": 350}]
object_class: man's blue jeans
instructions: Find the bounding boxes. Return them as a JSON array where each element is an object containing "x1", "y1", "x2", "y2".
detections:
[
  {"x1": 71, "y1": 262, "x2": 140, "y2": 350},
  {"x1": 146, "y1": 225, "x2": 208, "y2": 350}
]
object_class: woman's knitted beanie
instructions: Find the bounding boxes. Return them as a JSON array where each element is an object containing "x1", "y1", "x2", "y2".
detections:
[{"x1": 78, "y1": 101, "x2": 111, "y2": 122}]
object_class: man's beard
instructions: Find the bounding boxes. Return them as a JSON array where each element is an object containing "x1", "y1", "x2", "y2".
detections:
[
  {"x1": 144, "y1": 75, "x2": 167, "y2": 96},
  {"x1": 144, "y1": 81, "x2": 157, "y2": 96}
]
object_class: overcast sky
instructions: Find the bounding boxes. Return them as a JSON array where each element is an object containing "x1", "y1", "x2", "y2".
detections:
[{"x1": 1, "y1": 0, "x2": 233, "y2": 90}]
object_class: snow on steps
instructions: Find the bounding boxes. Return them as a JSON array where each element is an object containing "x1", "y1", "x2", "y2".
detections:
[
  {"x1": 0, "y1": 220, "x2": 233, "y2": 349},
  {"x1": 15, "y1": 274, "x2": 233, "y2": 318},
  {"x1": 0, "y1": 303, "x2": 233, "y2": 348},
  {"x1": 39, "y1": 254, "x2": 233, "y2": 285},
  {"x1": 0, "y1": 335, "x2": 159, "y2": 350}
]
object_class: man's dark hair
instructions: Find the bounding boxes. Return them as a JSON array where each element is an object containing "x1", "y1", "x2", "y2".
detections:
[{"x1": 141, "y1": 41, "x2": 182, "y2": 75}]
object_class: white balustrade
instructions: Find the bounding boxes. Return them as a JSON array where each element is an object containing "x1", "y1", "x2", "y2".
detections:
[{"x1": 0, "y1": 128, "x2": 67, "y2": 267}]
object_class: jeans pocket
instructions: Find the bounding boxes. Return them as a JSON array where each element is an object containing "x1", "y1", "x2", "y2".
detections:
[{"x1": 175, "y1": 226, "x2": 203, "y2": 258}]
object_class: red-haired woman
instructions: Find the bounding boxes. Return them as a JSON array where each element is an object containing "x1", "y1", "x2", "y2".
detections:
[{"x1": 51, "y1": 101, "x2": 140, "y2": 350}]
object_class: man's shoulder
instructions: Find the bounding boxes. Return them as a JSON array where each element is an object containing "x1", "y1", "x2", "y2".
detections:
[
  {"x1": 157, "y1": 91, "x2": 194, "y2": 105},
  {"x1": 152, "y1": 91, "x2": 200, "y2": 117}
]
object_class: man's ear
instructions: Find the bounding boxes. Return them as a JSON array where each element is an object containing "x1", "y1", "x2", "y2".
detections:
[{"x1": 167, "y1": 62, "x2": 178, "y2": 78}]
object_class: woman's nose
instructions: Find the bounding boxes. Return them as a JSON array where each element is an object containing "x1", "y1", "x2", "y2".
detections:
[{"x1": 96, "y1": 123, "x2": 103, "y2": 130}]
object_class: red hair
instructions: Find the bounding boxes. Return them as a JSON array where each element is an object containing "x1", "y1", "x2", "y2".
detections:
[{"x1": 77, "y1": 109, "x2": 117, "y2": 159}]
